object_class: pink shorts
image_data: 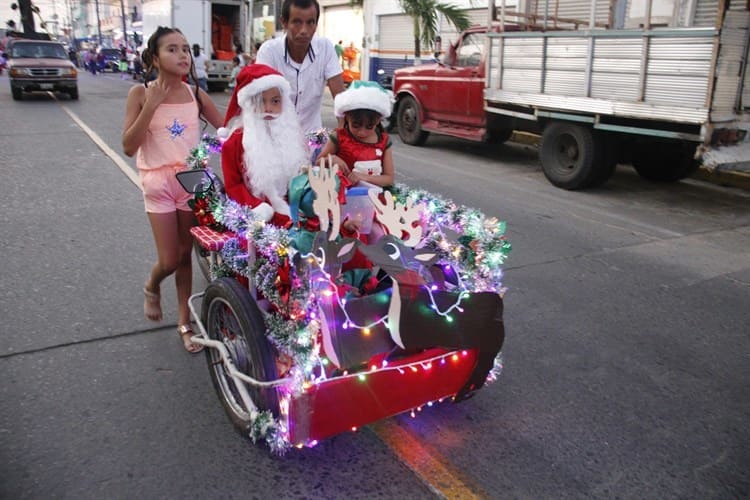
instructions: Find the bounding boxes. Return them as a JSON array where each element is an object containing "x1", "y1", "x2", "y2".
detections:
[{"x1": 140, "y1": 165, "x2": 192, "y2": 213}]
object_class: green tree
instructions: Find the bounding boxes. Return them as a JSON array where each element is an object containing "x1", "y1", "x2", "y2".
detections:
[{"x1": 398, "y1": 0, "x2": 470, "y2": 64}]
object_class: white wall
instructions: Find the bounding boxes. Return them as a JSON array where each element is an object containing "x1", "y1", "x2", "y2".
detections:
[{"x1": 362, "y1": 0, "x2": 496, "y2": 78}]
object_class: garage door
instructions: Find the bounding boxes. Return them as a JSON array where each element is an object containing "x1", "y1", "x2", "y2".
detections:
[
  {"x1": 321, "y1": 5, "x2": 364, "y2": 49},
  {"x1": 377, "y1": 13, "x2": 414, "y2": 55},
  {"x1": 378, "y1": 9, "x2": 491, "y2": 56}
]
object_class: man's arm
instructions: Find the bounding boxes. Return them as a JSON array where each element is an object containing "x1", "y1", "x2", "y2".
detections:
[{"x1": 327, "y1": 73, "x2": 345, "y2": 100}]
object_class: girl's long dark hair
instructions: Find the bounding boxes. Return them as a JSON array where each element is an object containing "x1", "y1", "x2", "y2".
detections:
[{"x1": 142, "y1": 26, "x2": 207, "y2": 128}]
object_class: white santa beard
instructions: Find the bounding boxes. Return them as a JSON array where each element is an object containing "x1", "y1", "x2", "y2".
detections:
[{"x1": 241, "y1": 104, "x2": 309, "y2": 209}]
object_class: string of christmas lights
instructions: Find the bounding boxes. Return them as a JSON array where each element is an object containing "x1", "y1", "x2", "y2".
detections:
[{"x1": 183, "y1": 135, "x2": 511, "y2": 453}]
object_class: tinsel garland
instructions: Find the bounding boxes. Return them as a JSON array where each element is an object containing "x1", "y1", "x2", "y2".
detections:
[
  {"x1": 249, "y1": 410, "x2": 289, "y2": 455},
  {"x1": 391, "y1": 184, "x2": 511, "y2": 293},
  {"x1": 184, "y1": 135, "x2": 511, "y2": 453}
]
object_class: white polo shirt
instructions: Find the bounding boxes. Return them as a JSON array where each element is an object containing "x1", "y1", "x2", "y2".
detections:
[{"x1": 256, "y1": 34, "x2": 342, "y2": 133}]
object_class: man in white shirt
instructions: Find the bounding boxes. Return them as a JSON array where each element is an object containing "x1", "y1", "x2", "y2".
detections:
[
  {"x1": 256, "y1": 0, "x2": 344, "y2": 133},
  {"x1": 192, "y1": 43, "x2": 209, "y2": 91}
]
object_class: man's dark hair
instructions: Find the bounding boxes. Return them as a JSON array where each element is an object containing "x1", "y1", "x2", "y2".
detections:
[{"x1": 281, "y1": 0, "x2": 320, "y2": 23}]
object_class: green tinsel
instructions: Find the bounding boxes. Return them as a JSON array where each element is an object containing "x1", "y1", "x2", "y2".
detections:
[
  {"x1": 248, "y1": 410, "x2": 290, "y2": 456},
  {"x1": 184, "y1": 136, "x2": 513, "y2": 451}
]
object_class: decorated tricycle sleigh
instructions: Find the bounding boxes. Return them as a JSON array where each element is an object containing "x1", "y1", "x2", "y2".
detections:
[{"x1": 177, "y1": 136, "x2": 511, "y2": 454}]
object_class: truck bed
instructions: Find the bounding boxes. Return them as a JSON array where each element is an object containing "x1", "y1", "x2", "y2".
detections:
[{"x1": 485, "y1": 20, "x2": 749, "y2": 143}]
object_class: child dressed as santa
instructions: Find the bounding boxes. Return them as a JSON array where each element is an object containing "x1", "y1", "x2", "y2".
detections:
[{"x1": 219, "y1": 64, "x2": 310, "y2": 228}]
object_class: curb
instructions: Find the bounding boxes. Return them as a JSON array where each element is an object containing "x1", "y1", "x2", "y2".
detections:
[
  {"x1": 508, "y1": 132, "x2": 750, "y2": 191},
  {"x1": 692, "y1": 167, "x2": 750, "y2": 191}
]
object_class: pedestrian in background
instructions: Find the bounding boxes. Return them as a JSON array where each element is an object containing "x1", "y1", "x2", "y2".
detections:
[
  {"x1": 191, "y1": 43, "x2": 208, "y2": 91},
  {"x1": 227, "y1": 55, "x2": 241, "y2": 92},
  {"x1": 335, "y1": 39, "x2": 344, "y2": 65},
  {"x1": 122, "y1": 26, "x2": 223, "y2": 353},
  {"x1": 255, "y1": 0, "x2": 344, "y2": 133},
  {"x1": 132, "y1": 50, "x2": 143, "y2": 81}
]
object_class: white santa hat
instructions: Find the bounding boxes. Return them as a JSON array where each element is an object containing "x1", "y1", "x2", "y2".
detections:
[
  {"x1": 217, "y1": 64, "x2": 291, "y2": 138},
  {"x1": 334, "y1": 80, "x2": 394, "y2": 119}
]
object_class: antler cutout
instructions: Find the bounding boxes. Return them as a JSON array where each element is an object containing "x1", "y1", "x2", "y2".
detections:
[
  {"x1": 368, "y1": 190, "x2": 423, "y2": 246},
  {"x1": 308, "y1": 157, "x2": 341, "y2": 241}
]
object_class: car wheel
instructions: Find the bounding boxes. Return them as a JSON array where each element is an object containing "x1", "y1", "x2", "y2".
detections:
[
  {"x1": 397, "y1": 95, "x2": 429, "y2": 146},
  {"x1": 11, "y1": 87, "x2": 22, "y2": 100},
  {"x1": 69, "y1": 87, "x2": 79, "y2": 100}
]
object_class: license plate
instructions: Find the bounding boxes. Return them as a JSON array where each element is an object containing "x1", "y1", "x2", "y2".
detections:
[{"x1": 39, "y1": 83, "x2": 54, "y2": 89}]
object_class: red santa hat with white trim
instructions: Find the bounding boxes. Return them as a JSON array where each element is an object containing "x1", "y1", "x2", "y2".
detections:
[{"x1": 217, "y1": 63, "x2": 291, "y2": 138}]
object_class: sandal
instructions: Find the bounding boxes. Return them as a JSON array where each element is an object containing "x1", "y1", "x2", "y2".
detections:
[
  {"x1": 178, "y1": 324, "x2": 204, "y2": 354},
  {"x1": 143, "y1": 287, "x2": 162, "y2": 322}
]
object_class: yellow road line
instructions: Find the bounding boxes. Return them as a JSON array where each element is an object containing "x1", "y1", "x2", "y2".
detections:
[{"x1": 370, "y1": 420, "x2": 490, "y2": 499}]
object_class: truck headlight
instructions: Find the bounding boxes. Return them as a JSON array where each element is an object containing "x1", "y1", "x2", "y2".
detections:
[
  {"x1": 61, "y1": 67, "x2": 77, "y2": 76},
  {"x1": 9, "y1": 67, "x2": 31, "y2": 77}
]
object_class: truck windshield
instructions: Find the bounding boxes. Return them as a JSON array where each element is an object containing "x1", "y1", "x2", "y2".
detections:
[
  {"x1": 12, "y1": 43, "x2": 67, "y2": 59},
  {"x1": 456, "y1": 34, "x2": 484, "y2": 67}
]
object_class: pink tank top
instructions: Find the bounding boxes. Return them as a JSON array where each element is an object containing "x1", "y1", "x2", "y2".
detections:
[{"x1": 136, "y1": 83, "x2": 200, "y2": 171}]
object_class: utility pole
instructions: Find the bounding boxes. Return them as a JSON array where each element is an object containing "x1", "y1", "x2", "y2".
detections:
[
  {"x1": 119, "y1": 0, "x2": 128, "y2": 46},
  {"x1": 66, "y1": 0, "x2": 76, "y2": 39},
  {"x1": 94, "y1": 0, "x2": 102, "y2": 45},
  {"x1": 15, "y1": 0, "x2": 37, "y2": 33}
]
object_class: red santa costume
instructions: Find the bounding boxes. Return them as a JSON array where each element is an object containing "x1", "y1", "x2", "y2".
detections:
[{"x1": 218, "y1": 64, "x2": 309, "y2": 227}]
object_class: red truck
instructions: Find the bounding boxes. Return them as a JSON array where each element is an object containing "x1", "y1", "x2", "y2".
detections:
[
  {"x1": 391, "y1": 4, "x2": 749, "y2": 190},
  {"x1": 393, "y1": 24, "x2": 516, "y2": 148}
]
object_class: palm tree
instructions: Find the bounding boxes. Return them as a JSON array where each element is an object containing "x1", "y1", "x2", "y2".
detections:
[{"x1": 398, "y1": 0, "x2": 471, "y2": 65}]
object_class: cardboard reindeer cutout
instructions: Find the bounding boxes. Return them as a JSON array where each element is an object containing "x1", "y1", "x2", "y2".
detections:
[{"x1": 305, "y1": 166, "x2": 505, "y2": 398}]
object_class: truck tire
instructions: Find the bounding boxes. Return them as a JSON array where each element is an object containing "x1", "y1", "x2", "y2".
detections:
[
  {"x1": 487, "y1": 127, "x2": 513, "y2": 144},
  {"x1": 11, "y1": 87, "x2": 22, "y2": 100},
  {"x1": 632, "y1": 142, "x2": 699, "y2": 182},
  {"x1": 540, "y1": 122, "x2": 601, "y2": 190},
  {"x1": 586, "y1": 132, "x2": 619, "y2": 188},
  {"x1": 397, "y1": 96, "x2": 429, "y2": 146}
]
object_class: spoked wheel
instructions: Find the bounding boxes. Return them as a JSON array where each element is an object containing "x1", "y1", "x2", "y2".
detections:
[
  {"x1": 193, "y1": 240, "x2": 211, "y2": 281},
  {"x1": 397, "y1": 96, "x2": 429, "y2": 145},
  {"x1": 202, "y1": 278, "x2": 279, "y2": 435}
]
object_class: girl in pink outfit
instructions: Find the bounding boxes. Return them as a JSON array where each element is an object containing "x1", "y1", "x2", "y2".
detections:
[{"x1": 122, "y1": 26, "x2": 223, "y2": 353}]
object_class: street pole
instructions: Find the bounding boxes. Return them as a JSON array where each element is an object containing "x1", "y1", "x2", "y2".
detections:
[
  {"x1": 119, "y1": 0, "x2": 128, "y2": 46},
  {"x1": 94, "y1": 0, "x2": 102, "y2": 45},
  {"x1": 66, "y1": 0, "x2": 75, "y2": 39}
]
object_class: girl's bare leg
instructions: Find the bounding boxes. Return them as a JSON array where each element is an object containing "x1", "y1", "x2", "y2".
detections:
[
  {"x1": 144, "y1": 210, "x2": 199, "y2": 352},
  {"x1": 144, "y1": 211, "x2": 180, "y2": 321},
  {"x1": 174, "y1": 209, "x2": 195, "y2": 329}
]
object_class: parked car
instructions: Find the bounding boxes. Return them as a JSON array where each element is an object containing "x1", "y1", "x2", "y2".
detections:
[
  {"x1": 6, "y1": 39, "x2": 78, "y2": 100},
  {"x1": 98, "y1": 48, "x2": 121, "y2": 71}
]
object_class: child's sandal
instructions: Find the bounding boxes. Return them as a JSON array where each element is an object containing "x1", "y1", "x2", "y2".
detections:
[
  {"x1": 177, "y1": 324, "x2": 203, "y2": 354},
  {"x1": 143, "y1": 287, "x2": 162, "y2": 322}
]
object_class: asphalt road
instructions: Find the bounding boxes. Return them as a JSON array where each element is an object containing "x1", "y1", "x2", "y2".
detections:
[{"x1": 1, "y1": 71, "x2": 749, "y2": 499}]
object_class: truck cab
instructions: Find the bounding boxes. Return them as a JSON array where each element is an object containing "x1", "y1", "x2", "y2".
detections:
[{"x1": 392, "y1": 24, "x2": 517, "y2": 146}]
